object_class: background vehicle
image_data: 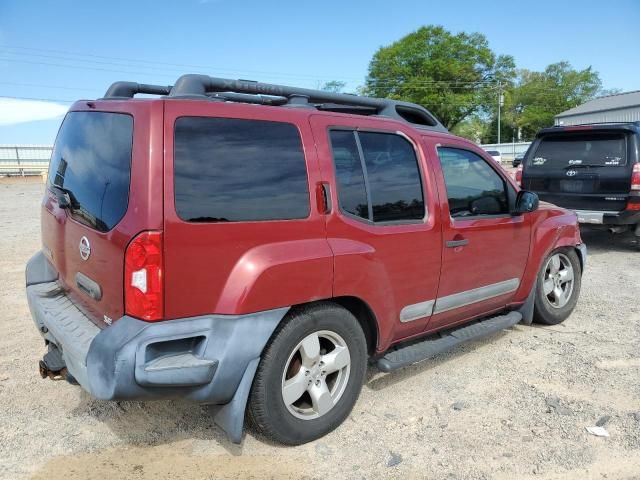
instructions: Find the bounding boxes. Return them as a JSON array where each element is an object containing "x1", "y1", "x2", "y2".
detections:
[
  {"x1": 485, "y1": 149, "x2": 502, "y2": 163},
  {"x1": 25, "y1": 75, "x2": 586, "y2": 446},
  {"x1": 513, "y1": 152, "x2": 525, "y2": 168},
  {"x1": 520, "y1": 122, "x2": 640, "y2": 247}
]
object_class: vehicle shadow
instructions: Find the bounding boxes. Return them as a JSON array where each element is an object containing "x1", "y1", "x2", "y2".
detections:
[
  {"x1": 579, "y1": 226, "x2": 638, "y2": 255},
  {"x1": 70, "y1": 392, "x2": 248, "y2": 455},
  {"x1": 364, "y1": 330, "x2": 511, "y2": 391}
]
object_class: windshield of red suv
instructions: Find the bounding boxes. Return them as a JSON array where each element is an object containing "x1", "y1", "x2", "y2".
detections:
[{"x1": 528, "y1": 132, "x2": 627, "y2": 169}]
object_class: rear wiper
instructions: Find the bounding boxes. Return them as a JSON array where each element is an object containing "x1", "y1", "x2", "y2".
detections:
[{"x1": 50, "y1": 185, "x2": 77, "y2": 209}]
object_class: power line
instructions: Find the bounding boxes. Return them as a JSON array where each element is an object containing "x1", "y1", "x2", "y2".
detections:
[
  {"x1": 0, "y1": 46, "x2": 351, "y2": 82},
  {"x1": 0, "y1": 95, "x2": 75, "y2": 103},
  {"x1": 0, "y1": 45, "x2": 505, "y2": 87},
  {"x1": 0, "y1": 81, "x2": 96, "y2": 92}
]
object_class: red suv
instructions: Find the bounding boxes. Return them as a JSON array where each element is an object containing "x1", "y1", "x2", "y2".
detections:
[{"x1": 26, "y1": 75, "x2": 586, "y2": 445}]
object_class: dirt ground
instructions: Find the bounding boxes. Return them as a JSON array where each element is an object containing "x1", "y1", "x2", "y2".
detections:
[{"x1": 1, "y1": 183, "x2": 639, "y2": 480}]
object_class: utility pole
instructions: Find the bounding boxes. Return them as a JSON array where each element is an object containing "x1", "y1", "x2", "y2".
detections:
[{"x1": 497, "y1": 81, "x2": 504, "y2": 145}]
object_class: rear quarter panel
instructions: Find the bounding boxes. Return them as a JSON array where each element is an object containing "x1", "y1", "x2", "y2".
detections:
[{"x1": 162, "y1": 101, "x2": 333, "y2": 318}]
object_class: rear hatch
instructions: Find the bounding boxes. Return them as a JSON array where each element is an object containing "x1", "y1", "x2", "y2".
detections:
[
  {"x1": 522, "y1": 129, "x2": 635, "y2": 212},
  {"x1": 41, "y1": 102, "x2": 162, "y2": 327}
]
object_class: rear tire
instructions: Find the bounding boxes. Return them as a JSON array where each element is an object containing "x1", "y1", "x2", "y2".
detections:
[
  {"x1": 247, "y1": 302, "x2": 367, "y2": 445},
  {"x1": 533, "y1": 248, "x2": 582, "y2": 325}
]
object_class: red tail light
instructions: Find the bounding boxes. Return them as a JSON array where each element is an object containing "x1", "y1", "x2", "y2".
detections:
[
  {"x1": 631, "y1": 163, "x2": 640, "y2": 191},
  {"x1": 628, "y1": 163, "x2": 640, "y2": 210},
  {"x1": 515, "y1": 167, "x2": 523, "y2": 186},
  {"x1": 125, "y1": 231, "x2": 164, "y2": 321}
]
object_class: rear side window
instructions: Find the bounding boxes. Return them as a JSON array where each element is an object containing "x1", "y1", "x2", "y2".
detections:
[
  {"x1": 174, "y1": 117, "x2": 309, "y2": 222},
  {"x1": 48, "y1": 111, "x2": 133, "y2": 232},
  {"x1": 359, "y1": 132, "x2": 425, "y2": 222},
  {"x1": 438, "y1": 147, "x2": 508, "y2": 218},
  {"x1": 529, "y1": 133, "x2": 627, "y2": 168},
  {"x1": 329, "y1": 130, "x2": 425, "y2": 223},
  {"x1": 328, "y1": 130, "x2": 369, "y2": 220}
]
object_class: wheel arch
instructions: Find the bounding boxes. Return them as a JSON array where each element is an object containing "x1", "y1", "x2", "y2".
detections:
[
  {"x1": 330, "y1": 296, "x2": 379, "y2": 356},
  {"x1": 287, "y1": 296, "x2": 379, "y2": 356}
]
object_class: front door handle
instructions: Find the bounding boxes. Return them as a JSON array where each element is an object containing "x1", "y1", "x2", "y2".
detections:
[{"x1": 446, "y1": 238, "x2": 469, "y2": 248}]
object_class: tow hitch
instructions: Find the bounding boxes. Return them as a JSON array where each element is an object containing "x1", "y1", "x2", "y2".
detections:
[{"x1": 39, "y1": 345, "x2": 75, "y2": 383}]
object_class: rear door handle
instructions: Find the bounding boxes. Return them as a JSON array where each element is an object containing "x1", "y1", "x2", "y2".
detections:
[{"x1": 446, "y1": 239, "x2": 469, "y2": 248}]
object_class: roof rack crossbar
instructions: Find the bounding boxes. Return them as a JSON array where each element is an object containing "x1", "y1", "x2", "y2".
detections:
[
  {"x1": 104, "y1": 81, "x2": 172, "y2": 99},
  {"x1": 206, "y1": 92, "x2": 289, "y2": 106}
]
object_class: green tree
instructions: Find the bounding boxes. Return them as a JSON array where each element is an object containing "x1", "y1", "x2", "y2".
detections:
[
  {"x1": 364, "y1": 25, "x2": 515, "y2": 129},
  {"x1": 486, "y1": 62, "x2": 603, "y2": 142},
  {"x1": 451, "y1": 115, "x2": 486, "y2": 143},
  {"x1": 320, "y1": 80, "x2": 347, "y2": 93}
]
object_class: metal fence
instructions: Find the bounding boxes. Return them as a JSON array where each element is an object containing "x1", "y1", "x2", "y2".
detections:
[
  {"x1": 0, "y1": 145, "x2": 53, "y2": 175},
  {"x1": 479, "y1": 142, "x2": 531, "y2": 160}
]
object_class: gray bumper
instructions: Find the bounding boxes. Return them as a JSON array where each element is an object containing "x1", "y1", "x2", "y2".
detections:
[{"x1": 25, "y1": 251, "x2": 288, "y2": 442}]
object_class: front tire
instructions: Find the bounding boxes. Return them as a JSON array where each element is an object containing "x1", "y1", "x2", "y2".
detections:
[
  {"x1": 533, "y1": 248, "x2": 582, "y2": 325},
  {"x1": 247, "y1": 302, "x2": 367, "y2": 445}
]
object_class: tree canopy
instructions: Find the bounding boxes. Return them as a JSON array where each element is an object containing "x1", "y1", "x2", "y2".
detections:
[
  {"x1": 364, "y1": 26, "x2": 610, "y2": 142},
  {"x1": 364, "y1": 25, "x2": 515, "y2": 130}
]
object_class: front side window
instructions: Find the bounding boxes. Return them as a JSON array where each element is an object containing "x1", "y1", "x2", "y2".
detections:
[
  {"x1": 174, "y1": 117, "x2": 310, "y2": 222},
  {"x1": 329, "y1": 130, "x2": 425, "y2": 223},
  {"x1": 438, "y1": 147, "x2": 508, "y2": 218}
]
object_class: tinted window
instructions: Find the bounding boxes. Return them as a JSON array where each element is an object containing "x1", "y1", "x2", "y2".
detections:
[
  {"x1": 329, "y1": 130, "x2": 369, "y2": 219},
  {"x1": 438, "y1": 147, "x2": 508, "y2": 218},
  {"x1": 174, "y1": 117, "x2": 309, "y2": 222},
  {"x1": 48, "y1": 111, "x2": 133, "y2": 232},
  {"x1": 529, "y1": 133, "x2": 627, "y2": 168},
  {"x1": 359, "y1": 132, "x2": 424, "y2": 222}
]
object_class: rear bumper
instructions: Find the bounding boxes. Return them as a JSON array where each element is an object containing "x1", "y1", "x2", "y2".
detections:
[
  {"x1": 25, "y1": 251, "x2": 288, "y2": 441},
  {"x1": 27, "y1": 279, "x2": 285, "y2": 402},
  {"x1": 575, "y1": 209, "x2": 640, "y2": 226}
]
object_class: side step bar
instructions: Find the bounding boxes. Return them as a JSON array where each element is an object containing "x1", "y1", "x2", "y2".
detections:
[{"x1": 377, "y1": 311, "x2": 522, "y2": 372}]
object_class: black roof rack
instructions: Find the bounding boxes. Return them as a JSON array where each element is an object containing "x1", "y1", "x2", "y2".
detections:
[
  {"x1": 103, "y1": 74, "x2": 447, "y2": 132},
  {"x1": 104, "y1": 82, "x2": 172, "y2": 98}
]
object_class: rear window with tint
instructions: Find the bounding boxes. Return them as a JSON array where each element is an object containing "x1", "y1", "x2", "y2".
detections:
[
  {"x1": 529, "y1": 133, "x2": 627, "y2": 168},
  {"x1": 174, "y1": 117, "x2": 309, "y2": 222},
  {"x1": 48, "y1": 111, "x2": 133, "y2": 232},
  {"x1": 329, "y1": 129, "x2": 425, "y2": 223}
]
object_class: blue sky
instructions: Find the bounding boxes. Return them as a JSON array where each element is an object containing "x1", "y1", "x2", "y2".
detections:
[{"x1": 1, "y1": 0, "x2": 638, "y2": 144}]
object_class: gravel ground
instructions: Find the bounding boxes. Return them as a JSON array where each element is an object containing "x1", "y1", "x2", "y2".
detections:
[{"x1": 0, "y1": 182, "x2": 639, "y2": 480}]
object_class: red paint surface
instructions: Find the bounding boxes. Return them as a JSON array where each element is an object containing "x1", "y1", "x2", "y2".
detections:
[{"x1": 42, "y1": 98, "x2": 582, "y2": 351}]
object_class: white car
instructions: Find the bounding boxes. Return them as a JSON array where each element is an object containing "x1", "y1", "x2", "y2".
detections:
[{"x1": 485, "y1": 150, "x2": 502, "y2": 163}]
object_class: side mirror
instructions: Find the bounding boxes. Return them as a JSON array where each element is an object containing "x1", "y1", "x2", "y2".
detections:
[{"x1": 514, "y1": 190, "x2": 539, "y2": 215}]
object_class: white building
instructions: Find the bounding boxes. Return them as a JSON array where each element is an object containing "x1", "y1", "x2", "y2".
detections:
[{"x1": 555, "y1": 91, "x2": 640, "y2": 126}]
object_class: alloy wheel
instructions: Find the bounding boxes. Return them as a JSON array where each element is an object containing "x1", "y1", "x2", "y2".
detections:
[
  {"x1": 281, "y1": 330, "x2": 351, "y2": 420},
  {"x1": 542, "y1": 253, "x2": 575, "y2": 309}
]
